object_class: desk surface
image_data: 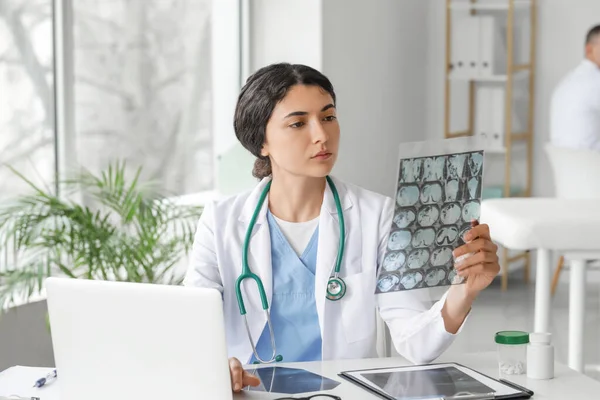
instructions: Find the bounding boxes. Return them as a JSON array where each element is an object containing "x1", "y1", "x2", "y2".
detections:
[
  {"x1": 236, "y1": 352, "x2": 600, "y2": 399},
  {"x1": 2, "y1": 352, "x2": 599, "y2": 400}
]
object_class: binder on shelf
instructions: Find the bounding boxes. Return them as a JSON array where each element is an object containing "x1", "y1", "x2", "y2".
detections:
[
  {"x1": 478, "y1": 15, "x2": 507, "y2": 78},
  {"x1": 475, "y1": 86, "x2": 492, "y2": 146},
  {"x1": 450, "y1": 12, "x2": 479, "y2": 79},
  {"x1": 491, "y1": 16, "x2": 508, "y2": 76},
  {"x1": 467, "y1": 15, "x2": 480, "y2": 78},
  {"x1": 491, "y1": 86, "x2": 506, "y2": 150},
  {"x1": 474, "y1": 86, "x2": 505, "y2": 153},
  {"x1": 478, "y1": 16, "x2": 495, "y2": 78},
  {"x1": 450, "y1": 10, "x2": 471, "y2": 79}
]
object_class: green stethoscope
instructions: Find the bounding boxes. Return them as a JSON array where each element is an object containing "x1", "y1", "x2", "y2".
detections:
[{"x1": 235, "y1": 176, "x2": 346, "y2": 364}]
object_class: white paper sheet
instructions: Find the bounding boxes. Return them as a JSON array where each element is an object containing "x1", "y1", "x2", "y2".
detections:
[{"x1": 0, "y1": 366, "x2": 59, "y2": 400}]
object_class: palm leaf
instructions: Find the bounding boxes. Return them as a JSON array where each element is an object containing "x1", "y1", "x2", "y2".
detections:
[{"x1": 0, "y1": 160, "x2": 203, "y2": 310}]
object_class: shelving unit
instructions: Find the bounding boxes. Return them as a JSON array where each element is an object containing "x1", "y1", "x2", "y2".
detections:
[
  {"x1": 449, "y1": 0, "x2": 531, "y2": 11},
  {"x1": 444, "y1": 0, "x2": 537, "y2": 291},
  {"x1": 448, "y1": 69, "x2": 530, "y2": 82}
]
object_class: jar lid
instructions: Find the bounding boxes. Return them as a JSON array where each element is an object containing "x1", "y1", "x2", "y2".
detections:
[
  {"x1": 495, "y1": 330, "x2": 529, "y2": 345},
  {"x1": 529, "y1": 332, "x2": 551, "y2": 344}
]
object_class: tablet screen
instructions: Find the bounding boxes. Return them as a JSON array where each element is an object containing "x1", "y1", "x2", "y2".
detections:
[
  {"x1": 360, "y1": 366, "x2": 494, "y2": 400},
  {"x1": 244, "y1": 366, "x2": 341, "y2": 394}
]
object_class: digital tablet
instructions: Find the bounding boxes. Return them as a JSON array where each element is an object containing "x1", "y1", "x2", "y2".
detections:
[
  {"x1": 339, "y1": 362, "x2": 533, "y2": 400},
  {"x1": 244, "y1": 366, "x2": 341, "y2": 394}
]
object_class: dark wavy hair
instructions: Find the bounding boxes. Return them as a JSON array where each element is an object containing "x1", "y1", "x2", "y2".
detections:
[{"x1": 233, "y1": 63, "x2": 337, "y2": 179}]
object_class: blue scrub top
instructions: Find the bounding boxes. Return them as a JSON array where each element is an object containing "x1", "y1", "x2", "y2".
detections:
[{"x1": 248, "y1": 211, "x2": 322, "y2": 364}]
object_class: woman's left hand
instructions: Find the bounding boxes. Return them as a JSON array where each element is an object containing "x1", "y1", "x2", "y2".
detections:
[{"x1": 452, "y1": 222, "x2": 500, "y2": 297}]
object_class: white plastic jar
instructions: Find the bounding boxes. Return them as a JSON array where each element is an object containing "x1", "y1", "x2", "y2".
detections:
[
  {"x1": 495, "y1": 331, "x2": 529, "y2": 377},
  {"x1": 527, "y1": 332, "x2": 554, "y2": 379}
]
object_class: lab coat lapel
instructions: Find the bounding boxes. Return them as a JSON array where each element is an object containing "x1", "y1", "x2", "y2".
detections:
[
  {"x1": 237, "y1": 178, "x2": 273, "y2": 338},
  {"x1": 315, "y1": 177, "x2": 352, "y2": 340}
]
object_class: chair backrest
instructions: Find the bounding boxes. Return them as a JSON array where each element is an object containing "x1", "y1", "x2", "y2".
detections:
[{"x1": 545, "y1": 143, "x2": 600, "y2": 199}]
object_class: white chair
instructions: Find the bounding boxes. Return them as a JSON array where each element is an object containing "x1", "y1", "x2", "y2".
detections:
[
  {"x1": 545, "y1": 144, "x2": 600, "y2": 199},
  {"x1": 545, "y1": 144, "x2": 600, "y2": 295}
]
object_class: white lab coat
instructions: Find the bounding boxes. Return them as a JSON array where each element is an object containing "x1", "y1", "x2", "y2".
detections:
[
  {"x1": 184, "y1": 176, "x2": 464, "y2": 365},
  {"x1": 550, "y1": 59, "x2": 600, "y2": 151}
]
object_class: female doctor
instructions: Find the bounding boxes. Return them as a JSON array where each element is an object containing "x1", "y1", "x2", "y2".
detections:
[{"x1": 184, "y1": 63, "x2": 500, "y2": 392}]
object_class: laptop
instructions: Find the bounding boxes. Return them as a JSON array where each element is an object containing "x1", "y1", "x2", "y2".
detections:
[{"x1": 45, "y1": 277, "x2": 232, "y2": 400}]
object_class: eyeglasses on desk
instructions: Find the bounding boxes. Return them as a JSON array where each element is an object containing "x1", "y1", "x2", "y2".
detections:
[{"x1": 274, "y1": 395, "x2": 341, "y2": 400}]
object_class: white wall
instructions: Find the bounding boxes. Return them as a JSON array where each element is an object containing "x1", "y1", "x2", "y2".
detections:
[
  {"x1": 250, "y1": 0, "x2": 322, "y2": 72},
  {"x1": 427, "y1": 0, "x2": 600, "y2": 197},
  {"x1": 322, "y1": 0, "x2": 430, "y2": 198},
  {"x1": 249, "y1": 0, "x2": 430, "y2": 198},
  {"x1": 216, "y1": 0, "x2": 326, "y2": 196},
  {"x1": 426, "y1": 0, "x2": 446, "y2": 142}
]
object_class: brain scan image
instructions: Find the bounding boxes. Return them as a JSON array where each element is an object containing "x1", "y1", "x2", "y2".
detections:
[
  {"x1": 417, "y1": 205, "x2": 440, "y2": 227},
  {"x1": 447, "y1": 153, "x2": 468, "y2": 180},
  {"x1": 407, "y1": 249, "x2": 430, "y2": 269},
  {"x1": 377, "y1": 274, "x2": 400, "y2": 292},
  {"x1": 397, "y1": 185, "x2": 419, "y2": 207},
  {"x1": 412, "y1": 228, "x2": 436, "y2": 248},
  {"x1": 462, "y1": 200, "x2": 481, "y2": 223},
  {"x1": 383, "y1": 251, "x2": 406, "y2": 272},
  {"x1": 425, "y1": 268, "x2": 447, "y2": 287},
  {"x1": 393, "y1": 209, "x2": 416, "y2": 229},
  {"x1": 431, "y1": 247, "x2": 454, "y2": 267},
  {"x1": 423, "y1": 157, "x2": 446, "y2": 181},
  {"x1": 435, "y1": 226, "x2": 459, "y2": 246},
  {"x1": 420, "y1": 183, "x2": 443, "y2": 204},
  {"x1": 469, "y1": 152, "x2": 484, "y2": 177},
  {"x1": 401, "y1": 158, "x2": 422, "y2": 182},
  {"x1": 467, "y1": 177, "x2": 480, "y2": 200},
  {"x1": 440, "y1": 203, "x2": 461, "y2": 225},
  {"x1": 445, "y1": 180, "x2": 459, "y2": 202},
  {"x1": 388, "y1": 230, "x2": 412, "y2": 250},
  {"x1": 401, "y1": 271, "x2": 423, "y2": 290}
]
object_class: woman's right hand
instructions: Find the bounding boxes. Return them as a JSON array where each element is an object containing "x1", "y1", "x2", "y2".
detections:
[{"x1": 229, "y1": 357, "x2": 261, "y2": 392}]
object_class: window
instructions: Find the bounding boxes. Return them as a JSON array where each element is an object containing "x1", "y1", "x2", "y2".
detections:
[
  {"x1": 1, "y1": 0, "x2": 243, "y2": 200},
  {"x1": 0, "y1": 0, "x2": 55, "y2": 198},
  {"x1": 72, "y1": 0, "x2": 215, "y2": 196}
]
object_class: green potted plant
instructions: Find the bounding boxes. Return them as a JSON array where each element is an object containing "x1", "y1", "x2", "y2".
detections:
[{"x1": 0, "y1": 161, "x2": 203, "y2": 309}]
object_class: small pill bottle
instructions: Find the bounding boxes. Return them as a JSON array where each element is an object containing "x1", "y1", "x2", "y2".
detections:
[
  {"x1": 526, "y1": 332, "x2": 554, "y2": 380},
  {"x1": 495, "y1": 331, "x2": 529, "y2": 377}
]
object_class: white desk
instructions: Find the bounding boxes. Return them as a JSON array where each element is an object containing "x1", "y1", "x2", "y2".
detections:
[
  {"x1": 1, "y1": 352, "x2": 598, "y2": 399},
  {"x1": 234, "y1": 352, "x2": 600, "y2": 399},
  {"x1": 480, "y1": 198, "x2": 600, "y2": 373}
]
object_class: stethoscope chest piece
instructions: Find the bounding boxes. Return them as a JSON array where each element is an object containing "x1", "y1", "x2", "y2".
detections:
[{"x1": 326, "y1": 275, "x2": 346, "y2": 301}]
